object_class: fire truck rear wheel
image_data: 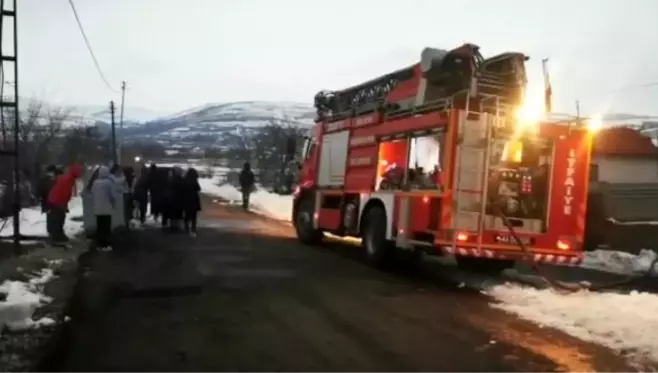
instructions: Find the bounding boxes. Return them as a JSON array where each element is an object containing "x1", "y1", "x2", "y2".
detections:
[
  {"x1": 362, "y1": 206, "x2": 394, "y2": 267},
  {"x1": 295, "y1": 198, "x2": 322, "y2": 245}
]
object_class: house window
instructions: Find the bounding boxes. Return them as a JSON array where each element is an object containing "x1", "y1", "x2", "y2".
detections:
[{"x1": 589, "y1": 163, "x2": 599, "y2": 182}]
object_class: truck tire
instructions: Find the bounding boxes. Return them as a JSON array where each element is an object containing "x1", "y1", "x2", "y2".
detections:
[
  {"x1": 456, "y1": 256, "x2": 515, "y2": 274},
  {"x1": 362, "y1": 206, "x2": 394, "y2": 267},
  {"x1": 294, "y1": 198, "x2": 322, "y2": 245}
]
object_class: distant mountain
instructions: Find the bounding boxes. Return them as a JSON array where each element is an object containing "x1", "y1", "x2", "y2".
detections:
[
  {"x1": 118, "y1": 101, "x2": 316, "y2": 145},
  {"x1": 68, "y1": 104, "x2": 168, "y2": 127}
]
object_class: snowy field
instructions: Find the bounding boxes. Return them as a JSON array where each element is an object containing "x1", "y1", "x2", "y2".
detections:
[
  {"x1": 0, "y1": 196, "x2": 84, "y2": 239},
  {"x1": 196, "y1": 173, "x2": 658, "y2": 366}
]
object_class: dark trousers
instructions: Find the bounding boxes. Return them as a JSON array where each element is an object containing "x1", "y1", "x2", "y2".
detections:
[
  {"x1": 184, "y1": 211, "x2": 197, "y2": 233},
  {"x1": 241, "y1": 191, "x2": 250, "y2": 209},
  {"x1": 123, "y1": 193, "x2": 133, "y2": 226},
  {"x1": 95, "y1": 214, "x2": 112, "y2": 247},
  {"x1": 136, "y1": 196, "x2": 148, "y2": 223},
  {"x1": 47, "y1": 206, "x2": 68, "y2": 243}
]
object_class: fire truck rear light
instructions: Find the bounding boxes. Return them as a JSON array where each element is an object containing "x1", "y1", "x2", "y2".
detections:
[
  {"x1": 398, "y1": 228, "x2": 405, "y2": 235},
  {"x1": 556, "y1": 239, "x2": 571, "y2": 250},
  {"x1": 456, "y1": 232, "x2": 468, "y2": 242},
  {"x1": 422, "y1": 195, "x2": 429, "y2": 203},
  {"x1": 313, "y1": 212, "x2": 319, "y2": 220}
]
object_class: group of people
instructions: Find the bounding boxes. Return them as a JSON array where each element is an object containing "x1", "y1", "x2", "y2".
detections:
[
  {"x1": 37, "y1": 160, "x2": 256, "y2": 252},
  {"x1": 88, "y1": 163, "x2": 203, "y2": 251}
]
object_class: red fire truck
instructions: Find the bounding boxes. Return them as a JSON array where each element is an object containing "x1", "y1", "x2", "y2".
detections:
[{"x1": 292, "y1": 43, "x2": 595, "y2": 271}]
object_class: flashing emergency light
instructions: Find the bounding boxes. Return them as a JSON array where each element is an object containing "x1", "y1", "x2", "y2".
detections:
[{"x1": 586, "y1": 115, "x2": 603, "y2": 133}]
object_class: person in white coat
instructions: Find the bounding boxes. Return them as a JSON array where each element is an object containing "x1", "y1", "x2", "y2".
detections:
[{"x1": 91, "y1": 166, "x2": 116, "y2": 252}]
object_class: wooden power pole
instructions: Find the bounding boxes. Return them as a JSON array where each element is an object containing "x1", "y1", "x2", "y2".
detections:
[
  {"x1": 110, "y1": 100, "x2": 117, "y2": 164},
  {"x1": 118, "y1": 81, "x2": 126, "y2": 163}
]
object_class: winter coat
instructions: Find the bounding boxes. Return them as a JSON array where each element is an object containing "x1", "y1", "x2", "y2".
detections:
[
  {"x1": 181, "y1": 178, "x2": 201, "y2": 213},
  {"x1": 239, "y1": 168, "x2": 255, "y2": 191},
  {"x1": 90, "y1": 166, "x2": 115, "y2": 216},
  {"x1": 111, "y1": 174, "x2": 129, "y2": 194},
  {"x1": 133, "y1": 174, "x2": 148, "y2": 201},
  {"x1": 48, "y1": 164, "x2": 82, "y2": 209}
]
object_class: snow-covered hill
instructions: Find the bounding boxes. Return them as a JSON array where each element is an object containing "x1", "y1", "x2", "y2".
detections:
[
  {"x1": 69, "y1": 104, "x2": 167, "y2": 127},
  {"x1": 121, "y1": 101, "x2": 315, "y2": 144}
]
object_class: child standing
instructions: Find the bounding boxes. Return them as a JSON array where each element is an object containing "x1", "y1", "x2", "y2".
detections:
[
  {"x1": 90, "y1": 166, "x2": 115, "y2": 252},
  {"x1": 182, "y1": 167, "x2": 201, "y2": 237}
]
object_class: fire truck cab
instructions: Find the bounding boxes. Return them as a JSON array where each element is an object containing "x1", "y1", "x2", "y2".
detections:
[{"x1": 292, "y1": 43, "x2": 595, "y2": 271}]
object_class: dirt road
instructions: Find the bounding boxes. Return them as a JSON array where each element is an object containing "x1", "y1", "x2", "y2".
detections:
[{"x1": 48, "y1": 198, "x2": 635, "y2": 372}]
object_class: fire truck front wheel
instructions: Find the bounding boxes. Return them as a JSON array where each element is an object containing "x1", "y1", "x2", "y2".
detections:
[
  {"x1": 294, "y1": 198, "x2": 322, "y2": 245},
  {"x1": 362, "y1": 206, "x2": 395, "y2": 267}
]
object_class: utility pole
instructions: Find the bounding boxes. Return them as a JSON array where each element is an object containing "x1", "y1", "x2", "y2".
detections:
[
  {"x1": 118, "y1": 81, "x2": 126, "y2": 163},
  {"x1": 0, "y1": 0, "x2": 22, "y2": 254},
  {"x1": 110, "y1": 100, "x2": 117, "y2": 164},
  {"x1": 542, "y1": 58, "x2": 552, "y2": 113},
  {"x1": 576, "y1": 100, "x2": 581, "y2": 119}
]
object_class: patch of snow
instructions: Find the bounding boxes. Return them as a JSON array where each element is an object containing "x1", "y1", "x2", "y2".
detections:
[
  {"x1": 0, "y1": 268, "x2": 58, "y2": 334},
  {"x1": 199, "y1": 180, "x2": 293, "y2": 221},
  {"x1": 607, "y1": 217, "x2": 658, "y2": 226},
  {"x1": 489, "y1": 284, "x2": 658, "y2": 364},
  {"x1": 0, "y1": 196, "x2": 84, "y2": 238},
  {"x1": 578, "y1": 249, "x2": 658, "y2": 276}
]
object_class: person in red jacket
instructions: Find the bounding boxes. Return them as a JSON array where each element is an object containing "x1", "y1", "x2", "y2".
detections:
[{"x1": 47, "y1": 164, "x2": 82, "y2": 246}]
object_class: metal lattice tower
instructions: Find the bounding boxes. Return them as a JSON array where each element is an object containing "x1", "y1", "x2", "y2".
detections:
[{"x1": 0, "y1": 0, "x2": 21, "y2": 254}]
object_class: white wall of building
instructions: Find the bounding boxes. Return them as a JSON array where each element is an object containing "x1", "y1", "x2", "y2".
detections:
[{"x1": 592, "y1": 156, "x2": 658, "y2": 183}]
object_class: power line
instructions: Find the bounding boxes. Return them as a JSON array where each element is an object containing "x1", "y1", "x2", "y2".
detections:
[{"x1": 67, "y1": 0, "x2": 118, "y2": 93}]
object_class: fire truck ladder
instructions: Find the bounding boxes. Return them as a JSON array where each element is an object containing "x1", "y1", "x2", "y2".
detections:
[
  {"x1": 0, "y1": 0, "x2": 22, "y2": 254},
  {"x1": 450, "y1": 92, "x2": 501, "y2": 252}
]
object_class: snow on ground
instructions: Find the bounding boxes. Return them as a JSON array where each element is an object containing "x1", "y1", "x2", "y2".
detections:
[
  {"x1": 488, "y1": 284, "x2": 658, "y2": 364},
  {"x1": 199, "y1": 178, "x2": 293, "y2": 221},
  {"x1": 579, "y1": 249, "x2": 658, "y2": 276},
  {"x1": 0, "y1": 267, "x2": 58, "y2": 335},
  {"x1": 0, "y1": 197, "x2": 84, "y2": 238}
]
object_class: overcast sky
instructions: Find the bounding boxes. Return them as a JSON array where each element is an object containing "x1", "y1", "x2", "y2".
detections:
[{"x1": 13, "y1": 0, "x2": 658, "y2": 116}]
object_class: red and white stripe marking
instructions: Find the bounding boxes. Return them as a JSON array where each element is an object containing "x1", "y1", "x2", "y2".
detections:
[{"x1": 442, "y1": 246, "x2": 582, "y2": 265}]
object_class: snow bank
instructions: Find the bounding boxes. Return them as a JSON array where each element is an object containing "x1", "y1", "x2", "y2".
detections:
[
  {"x1": 0, "y1": 196, "x2": 84, "y2": 238},
  {"x1": 199, "y1": 179, "x2": 293, "y2": 221},
  {"x1": 579, "y1": 249, "x2": 658, "y2": 276},
  {"x1": 489, "y1": 284, "x2": 658, "y2": 364},
  {"x1": 0, "y1": 268, "x2": 57, "y2": 334}
]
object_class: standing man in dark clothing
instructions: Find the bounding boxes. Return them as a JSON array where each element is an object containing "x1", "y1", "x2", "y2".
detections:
[
  {"x1": 182, "y1": 168, "x2": 201, "y2": 237},
  {"x1": 133, "y1": 165, "x2": 149, "y2": 225},
  {"x1": 122, "y1": 166, "x2": 136, "y2": 225},
  {"x1": 239, "y1": 162, "x2": 255, "y2": 210},
  {"x1": 163, "y1": 167, "x2": 185, "y2": 232}
]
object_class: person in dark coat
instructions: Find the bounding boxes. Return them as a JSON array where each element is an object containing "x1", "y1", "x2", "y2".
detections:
[
  {"x1": 146, "y1": 164, "x2": 161, "y2": 221},
  {"x1": 239, "y1": 162, "x2": 255, "y2": 210},
  {"x1": 133, "y1": 165, "x2": 149, "y2": 224},
  {"x1": 182, "y1": 167, "x2": 201, "y2": 237},
  {"x1": 122, "y1": 166, "x2": 136, "y2": 225},
  {"x1": 163, "y1": 167, "x2": 185, "y2": 232}
]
